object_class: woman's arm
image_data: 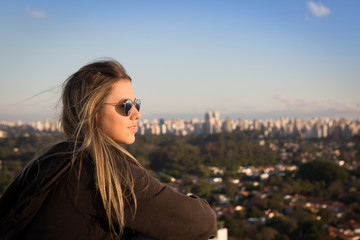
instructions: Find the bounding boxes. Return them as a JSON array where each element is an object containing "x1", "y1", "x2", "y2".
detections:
[{"x1": 124, "y1": 164, "x2": 217, "y2": 240}]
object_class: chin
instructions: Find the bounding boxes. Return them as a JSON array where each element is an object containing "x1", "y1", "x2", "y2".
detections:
[{"x1": 118, "y1": 136, "x2": 136, "y2": 145}]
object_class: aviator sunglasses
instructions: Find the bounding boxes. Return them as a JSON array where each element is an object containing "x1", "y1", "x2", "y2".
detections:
[{"x1": 104, "y1": 99, "x2": 141, "y2": 116}]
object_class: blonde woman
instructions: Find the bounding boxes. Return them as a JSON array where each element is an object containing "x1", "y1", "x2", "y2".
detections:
[{"x1": 0, "y1": 60, "x2": 217, "y2": 239}]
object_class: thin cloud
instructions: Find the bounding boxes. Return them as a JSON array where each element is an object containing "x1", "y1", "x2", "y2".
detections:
[
  {"x1": 27, "y1": 8, "x2": 46, "y2": 18},
  {"x1": 274, "y1": 95, "x2": 308, "y2": 110},
  {"x1": 306, "y1": 1, "x2": 331, "y2": 18},
  {"x1": 274, "y1": 95, "x2": 360, "y2": 114}
]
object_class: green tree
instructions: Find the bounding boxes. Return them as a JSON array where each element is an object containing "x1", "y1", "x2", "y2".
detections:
[
  {"x1": 222, "y1": 177, "x2": 239, "y2": 199},
  {"x1": 149, "y1": 141, "x2": 202, "y2": 174},
  {"x1": 297, "y1": 220, "x2": 325, "y2": 240},
  {"x1": 318, "y1": 208, "x2": 336, "y2": 224},
  {"x1": 191, "y1": 181, "x2": 216, "y2": 200},
  {"x1": 267, "y1": 216, "x2": 297, "y2": 236},
  {"x1": 268, "y1": 193, "x2": 284, "y2": 212},
  {"x1": 246, "y1": 206, "x2": 263, "y2": 218},
  {"x1": 257, "y1": 226, "x2": 279, "y2": 240},
  {"x1": 297, "y1": 160, "x2": 350, "y2": 185},
  {"x1": 219, "y1": 214, "x2": 245, "y2": 238},
  {"x1": 0, "y1": 170, "x2": 13, "y2": 194}
]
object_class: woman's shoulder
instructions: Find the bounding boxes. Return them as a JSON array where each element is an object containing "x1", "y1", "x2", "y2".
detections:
[
  {"x1": 1, "y1": 140, "x2": 85, "y2": 211},
  {"x1": 0, "y1": 140, "x2": 84, "y2": 238},
  {"x1": 23, "y1": 141, "x2": 78, "y2": 185}
]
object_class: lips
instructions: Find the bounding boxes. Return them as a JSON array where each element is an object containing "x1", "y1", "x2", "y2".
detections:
[{"x1": 129, "y1": 125, "x2": 138, "y2": 132}]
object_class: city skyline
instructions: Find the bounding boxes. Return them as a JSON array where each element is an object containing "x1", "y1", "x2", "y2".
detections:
[
  {"x1": 0, "y1": 1, "x2": 359, "y2": 122},
  {"x1": 2, "y1": 111, "x2": 359, "y2": 140}
]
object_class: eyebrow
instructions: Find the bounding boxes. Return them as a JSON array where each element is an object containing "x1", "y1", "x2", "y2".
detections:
[
  {"x1": 111, "y1": 97, "x2": 136, "y2": 103},
  {"x1": 123, "y1": 97, "x2": 136, "y2": 101}
]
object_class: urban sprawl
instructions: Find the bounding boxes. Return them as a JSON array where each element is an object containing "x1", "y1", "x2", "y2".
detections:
[
  {"x1": 1, "y1": 111, "x2": 359, "y2": 139},
  {"x1": 1, "y1": 112, "x2": 360, "y2": 239}
]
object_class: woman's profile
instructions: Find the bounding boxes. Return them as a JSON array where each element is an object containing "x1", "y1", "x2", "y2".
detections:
[{"x1": 0, "y1": 59, "x2": 217, "y2": 239}]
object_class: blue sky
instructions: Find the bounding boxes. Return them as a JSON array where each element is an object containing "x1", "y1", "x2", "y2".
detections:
[{"x1": 0, "y1": 0, "x2": 359, "y2": 121}]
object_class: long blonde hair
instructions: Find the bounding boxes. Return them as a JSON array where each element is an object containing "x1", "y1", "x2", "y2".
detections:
[{"x1": 61, "y1": 59, "x2": 141, "y2": 238}]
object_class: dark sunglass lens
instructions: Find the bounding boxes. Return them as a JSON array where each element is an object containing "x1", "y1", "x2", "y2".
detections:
[
  {"x1": 135, "y1": 99, "x2": 141, "y2": 111},
  {"x1": 124, "y1": 100, "x2": 133, "y2": 116}
]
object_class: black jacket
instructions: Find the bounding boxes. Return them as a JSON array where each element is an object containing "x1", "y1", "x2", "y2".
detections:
[{"x1": 0, "y1": 141, "x2": 217, "y2": 239}]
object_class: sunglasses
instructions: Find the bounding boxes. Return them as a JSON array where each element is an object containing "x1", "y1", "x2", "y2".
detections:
[{"x1": 104, "y1": 98, "x2": 141, "y2": 116}]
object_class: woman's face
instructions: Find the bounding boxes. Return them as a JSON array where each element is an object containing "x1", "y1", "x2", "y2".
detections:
[{"x1": 97, "y1": 79, "x2": 141, "y2": 145}]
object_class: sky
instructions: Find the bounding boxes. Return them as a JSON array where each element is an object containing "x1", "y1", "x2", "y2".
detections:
[{"x1": 0, "y1": 0, "x2": 359, "y2": 122}]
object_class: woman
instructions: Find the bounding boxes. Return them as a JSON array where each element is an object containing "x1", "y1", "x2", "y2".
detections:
[{"x1": 0, "y1": 59, "x2": 217, "y2": 239}]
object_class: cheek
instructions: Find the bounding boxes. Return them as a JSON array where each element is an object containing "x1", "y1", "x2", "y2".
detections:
[
  {"x1": 97, "y1": 111, "x2": 116, "y2": 135},
  {"x1": 97, "y1": 111, "x2": 131, "y2": 143}
]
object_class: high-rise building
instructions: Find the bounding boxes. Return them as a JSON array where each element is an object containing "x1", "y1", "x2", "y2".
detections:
[
  {"x1": 204, "y1": 111, "x2": 214, "y2": 134},
  {"x1": 204, "y1": 111, "x2": 222, "y2": 134},
  {"x1": 222, "y1": 117, "x2": 233, "y2": 133},
  {"x1": 213, "y1": 111, "x2": 222, "y2": 133}
]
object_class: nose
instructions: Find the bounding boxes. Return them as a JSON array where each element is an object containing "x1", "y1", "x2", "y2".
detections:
[{"x1": 130, "y1": 106, "x2": 141, "y2": 120}]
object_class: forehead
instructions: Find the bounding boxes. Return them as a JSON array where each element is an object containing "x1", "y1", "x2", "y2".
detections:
[{"x1": 106, "y1": 79, "x2": 135, "y2": 101}]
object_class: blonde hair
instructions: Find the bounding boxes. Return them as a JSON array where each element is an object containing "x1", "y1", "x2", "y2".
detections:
[{"x1": 61, "y1": 59, "x2": 141, "y2": 238}]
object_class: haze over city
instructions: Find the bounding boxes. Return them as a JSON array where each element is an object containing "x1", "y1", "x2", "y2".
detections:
[{"x1": 0, "y1": 1, "x2": 359, "y2": 122}]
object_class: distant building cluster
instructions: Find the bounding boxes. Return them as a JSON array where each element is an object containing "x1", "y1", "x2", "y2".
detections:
[
  {"x1": 137, "y1": 111, "x2": 360, "y2": 139},
  {"x1": 0, "y1": 120, "x2": 60, "y2": 137},
  {"x1": 1, "y1": 112, "x2": 360, "y2": 140}
]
